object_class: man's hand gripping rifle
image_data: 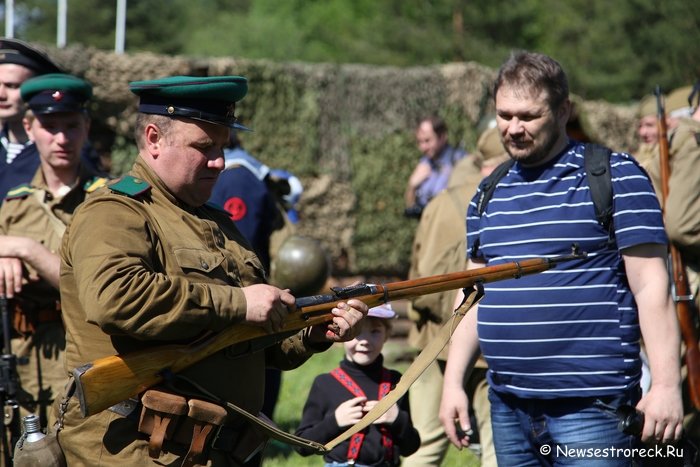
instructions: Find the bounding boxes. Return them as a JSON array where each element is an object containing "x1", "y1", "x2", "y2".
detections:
[{"x1": 72, "y1": 246, "x2": 586, "y2": 418}]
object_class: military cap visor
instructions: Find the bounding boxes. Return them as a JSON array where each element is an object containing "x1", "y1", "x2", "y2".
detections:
[
  {"x1": 0, "y1": 37, "x2": 63, "y2": 74},
  {"x1": 20, "y1": 73, "x2": 92, "y2": 115},
  {"x1": 129, "y1": 76, "x2": 251, "y2": 130}
]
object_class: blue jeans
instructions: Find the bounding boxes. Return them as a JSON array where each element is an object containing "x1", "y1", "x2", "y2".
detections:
[{"x1": 489, "y1": 388, "x2": 642, "y2": 466}]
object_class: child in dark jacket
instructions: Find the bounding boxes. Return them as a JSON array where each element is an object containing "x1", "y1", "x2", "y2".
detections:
[{"x1": 295, "y1": 304, "x2": 421, "y2": 466}]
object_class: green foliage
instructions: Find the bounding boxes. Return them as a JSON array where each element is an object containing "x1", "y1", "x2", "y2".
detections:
[
  {"x1": 12, "y1": 0, "x2": 188, "y2": 54},
  {"x1": 7, "y1": 0, "x2": 696, "y2": 102}
]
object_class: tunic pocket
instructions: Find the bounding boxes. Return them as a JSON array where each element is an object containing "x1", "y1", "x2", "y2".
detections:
[{"x1": 173, "y1": 248, "x2": 225, "y2": 275}]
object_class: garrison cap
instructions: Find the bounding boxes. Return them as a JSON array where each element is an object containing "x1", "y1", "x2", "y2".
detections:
[
  {"x1": 665, "y1": 85, "x2": 693, "y2": 118},
  {"x1": 20, "y1": 73, "x2": 92, "y2": 115},
  {"x1": 0, "y1": 37, "x2": 63, "y2": 74},
  {"x1": 637, "y1": 94, "x2": 657, "y2": 119},
  {"x1": 129, "y1": 75, "x2": 250, "y2": 130},
  {"x1": 476, "y1": 126, "x2": 507, "y2": 161}
]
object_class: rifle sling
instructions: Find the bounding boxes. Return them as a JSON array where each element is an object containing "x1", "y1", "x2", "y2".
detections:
[
  {"x1": 151, "y1": 284, "x2": 484, "y2": 454},
  {"x1": 162, "y1": 373, "x2": 328, "y2": 453}
]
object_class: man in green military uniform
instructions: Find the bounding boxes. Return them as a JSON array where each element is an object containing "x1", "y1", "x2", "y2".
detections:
[
  {"x1": 0, "y1": 73, "x2": 103, "y2": 432},
  {"x1": 53, "y1": 75, "x2": 367, "y2": 466}
]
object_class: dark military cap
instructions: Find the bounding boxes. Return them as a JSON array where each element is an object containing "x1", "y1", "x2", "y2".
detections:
[
  {"x1": 0, "y1": 37, "x2": 63, "y2": 74},
  {"x1": 20, "y1": 73, "x2": 92, "y2": 114},
  {"x1": 129, "y1": 75, "x2": 250, "y2": 130}
]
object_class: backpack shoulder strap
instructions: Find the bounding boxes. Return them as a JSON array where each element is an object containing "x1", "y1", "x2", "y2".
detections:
[
  {"x1": 471, "y1": 158, "x2": 514, "y2": 257},
  {"x1": 583, "y1": 143, "x2": 614, "y2": 237},
  {"x1": 475, "y1": 158, "x2": 515, "y2": 216}
]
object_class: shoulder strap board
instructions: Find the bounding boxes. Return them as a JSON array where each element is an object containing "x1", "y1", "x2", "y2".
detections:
[
  {"x1": 107, "y1": 175, "x2": 151, "y2": 198},
  {"x1": 83, "y1": 176, "x2": 109, "y2": 193},
  {"x1": 475, "y1": 158, "x2": 515, "y2": 216},
  {"x1": 583, "y1": 143, "x2": 613, "y2": 235},
  {"x1": 4, "y1": 183, "x2": 34, "y2": 201}
]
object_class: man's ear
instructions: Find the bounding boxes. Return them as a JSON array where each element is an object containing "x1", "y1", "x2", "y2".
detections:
[
  {"x1": 22, "y1": 117, "x2": 35, "y2": 142},
  {"x1": 558, "y1": 98, "x2": 572, "y2": 126},
  {"x1": 144, "y1": 123, "x2": 162, "y2": 157}
]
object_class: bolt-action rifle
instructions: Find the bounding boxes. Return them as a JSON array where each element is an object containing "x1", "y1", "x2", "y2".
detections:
[
  {"x1": 72, "y1": 248, "x2": 585, "y2": 417},
  {"x1": 656, "y1": 86, "x2": 700, "y2": 410},
  {"x1": 0, "y1": 296, "x2": 21, "y2": 465}
]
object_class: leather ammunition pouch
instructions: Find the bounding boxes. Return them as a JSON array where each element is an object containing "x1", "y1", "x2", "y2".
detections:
[
  {"x1": 137, "y1": 388, "x2": 268, "y2": 466},
  {"x1": 12, "y1": 298, "x2": 62, "y2": 336}
]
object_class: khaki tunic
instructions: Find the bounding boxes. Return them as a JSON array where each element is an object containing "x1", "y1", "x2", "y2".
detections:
[
  {"x1": 55, "y1": 157, "x2": 323, "y2": 466},
  {"x1": 0, "y1": 165, "x2": 104, "y2": 425},
  {"x1": 633, "y1": 142, "x2": 658, "y2": 167},
  {"x1": 404, "y1": 155, "x2": 496, "y2": 467},
  {"x1": 645, "y1": 118, "x2": 700, "y2": 269},
  {"x1": 407, "y1": 155, "x2": 483, "y2": 361}
]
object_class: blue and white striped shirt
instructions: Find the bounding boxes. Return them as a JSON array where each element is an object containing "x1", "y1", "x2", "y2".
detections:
[{"x1": 466, "y1": 141, "x2": 667, "y2": 398}]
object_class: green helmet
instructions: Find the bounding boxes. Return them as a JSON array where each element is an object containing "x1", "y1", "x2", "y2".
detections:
[{"x1": 270, "y1": 235, "x2": 330, "y2": 296}]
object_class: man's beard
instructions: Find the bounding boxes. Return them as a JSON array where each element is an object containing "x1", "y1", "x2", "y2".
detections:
[{"x1": 505, "y1": 127, "x2": 563, "y2": 167}]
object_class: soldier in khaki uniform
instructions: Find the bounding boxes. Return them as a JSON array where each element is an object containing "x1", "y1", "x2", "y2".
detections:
[
  {"x1": 403, "y1": 127, "x2": 507, "y2": 467},
  {"x1": 52, "y1": 76, "x2": 367, "y2": 466},
  {"x1": 644, "y1": 84, "x2": 700, "y2": 296},
  {"x1": 0, "y1": 73, "x2": 102, "y2": 433},
  {"x1": 640, "y1": 82, "x2": 700, "y2": 452},
  {"x1": 0, "y1": 38, "x2": 64, "y2": 203},
  {"x1": 633, "y1": 94, "x2": 659, "y2": 166}
]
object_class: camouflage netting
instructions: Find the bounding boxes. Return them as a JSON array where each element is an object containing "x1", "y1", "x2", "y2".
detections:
[{"x1": 47, "y1": 45, "x2": 639, "y2": 276}]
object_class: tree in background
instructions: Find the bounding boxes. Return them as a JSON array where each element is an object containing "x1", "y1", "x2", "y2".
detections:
[{"x1": 2, "y1": 0, "x2": 698, "y2": 102}]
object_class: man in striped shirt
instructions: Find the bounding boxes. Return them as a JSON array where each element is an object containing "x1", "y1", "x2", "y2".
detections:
[{"x1": 439, "y1": 51, "x2": 683, "y2": 466}]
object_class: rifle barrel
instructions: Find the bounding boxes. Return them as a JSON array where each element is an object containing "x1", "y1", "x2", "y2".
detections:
[
  {"x1": 655, "y1": 84, "x2": 700, "y2": 410},
  {"x1": 73, "y1": 251, "x2": 585, "y2": 417}
]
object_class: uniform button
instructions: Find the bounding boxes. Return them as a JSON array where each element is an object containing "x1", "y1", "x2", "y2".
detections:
[{"x1": 201, "y1": 261, "x2": 209, "y2": 270}]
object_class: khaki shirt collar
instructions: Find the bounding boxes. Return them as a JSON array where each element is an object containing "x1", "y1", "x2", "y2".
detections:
[{"x1": 29, "y1": 163, "x2": 97, "y2": 201}]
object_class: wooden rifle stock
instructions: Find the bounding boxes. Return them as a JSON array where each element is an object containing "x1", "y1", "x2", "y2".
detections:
[
  {"x1": 72, "y1": 249, "x2": 584, "y2": 417},
  {"x1": 656, "y1": 87, "x2": 700, "y2": 410}
]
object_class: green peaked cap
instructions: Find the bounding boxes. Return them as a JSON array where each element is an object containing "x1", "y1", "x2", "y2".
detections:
[
  {"x1": 20, "y1": 73, "x2": 92, "y2": 114},
  {"x1": 129, "y1": 75, "x2": 250, "y2": 130}
]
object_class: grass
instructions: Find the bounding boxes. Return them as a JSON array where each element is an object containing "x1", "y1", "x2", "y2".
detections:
[{"x1": 261, "y1": 340, "x2": 481, "y2": 466}]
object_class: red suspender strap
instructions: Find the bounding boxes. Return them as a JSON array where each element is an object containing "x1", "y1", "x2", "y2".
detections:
[
  {"x1": 330, "y1": 367, "x2": 394, "y2": 463},
  {"x1": 378, "y1": 369, "x2": 393, "y2": 462},
  {"x1": 330, "y1": 368, "x2": 366, "y2": 461}
]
